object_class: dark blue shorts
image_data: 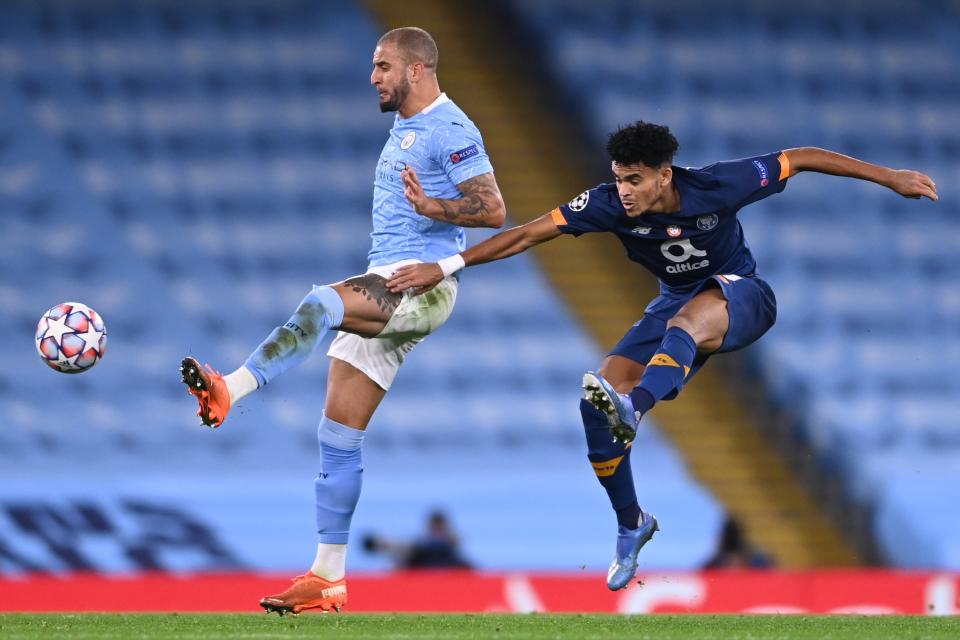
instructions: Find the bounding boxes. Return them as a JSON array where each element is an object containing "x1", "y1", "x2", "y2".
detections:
[{"x1": 609, "y1": 274, "x2": 777, "y2": 393}]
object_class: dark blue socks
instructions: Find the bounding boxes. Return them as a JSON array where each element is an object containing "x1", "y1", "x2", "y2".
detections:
[
  {"x1": 582, "y1": 399, "x2": 640, "y2": 528},
  {"x1": 628, "y1": 326, "x2": 697, "y2": 415}
]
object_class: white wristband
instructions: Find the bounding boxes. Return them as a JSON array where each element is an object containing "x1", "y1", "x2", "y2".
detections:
[{"x1": 437, "y1": 254, "x2": 466, "y2": 277}]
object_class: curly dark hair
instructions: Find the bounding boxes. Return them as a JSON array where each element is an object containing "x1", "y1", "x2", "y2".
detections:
[{"x1": 606, "y1": 121, "x2": 679, "y2": 167}]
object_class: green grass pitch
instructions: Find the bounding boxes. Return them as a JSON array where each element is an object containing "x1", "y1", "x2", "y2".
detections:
[{"x1": 1, "y1": 613, "x2": 958, "y2": 639}]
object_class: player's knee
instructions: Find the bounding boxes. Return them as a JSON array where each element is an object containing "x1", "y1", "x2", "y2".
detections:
[
  {"x1": 665, "y1": 314, "x2": 697, "y2": 338},
  {"x1": 667, "y1": 311, "x2": 731, "y2": 353},
  {"x1": 289, "y1": 285, "x2": 345, "y2": 338},
  {"x1": 317, "y1": 414, "x2": 366, "y2": 451}
]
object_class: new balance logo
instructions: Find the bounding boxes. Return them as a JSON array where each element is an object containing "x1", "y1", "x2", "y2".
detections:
[
  {"x1": 321, "y1": 584, "x2": 347, "y2": 599},
  {"x1": 648, "y1": 353, "x2": 691, "y2": 377},
  {"x1": 591, "y1": 456, "x2": 624, "y2": 477},
  {"x1": 649, "y1": 354, "x2": 679, "y2": 367}
]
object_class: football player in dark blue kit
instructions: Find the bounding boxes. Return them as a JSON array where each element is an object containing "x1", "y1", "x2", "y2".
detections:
[{"x1": 387, "y1": 121, "x2": 938, "y2": 590}]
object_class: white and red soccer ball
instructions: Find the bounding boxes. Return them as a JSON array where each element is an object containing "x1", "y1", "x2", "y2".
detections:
[{"x1": 35, "y1": 302, "x2": 107, "y2": 373}]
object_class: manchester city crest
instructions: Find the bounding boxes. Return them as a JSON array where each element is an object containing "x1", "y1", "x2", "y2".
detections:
[{"x1": 697, "y1": 214, "x2": 719, "y2": 231}]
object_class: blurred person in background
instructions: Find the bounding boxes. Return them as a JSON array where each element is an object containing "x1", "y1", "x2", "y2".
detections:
[
  {"x1": 179, "y1": 26, "x2": 504, "y2": 614},
  {"x1": 387, "y1": 120, "x2": 938, "y2": 591},
  {"x1": 701, "y1": 516, "x2": 773, "y2": 570},
  {"x1": 363, "y1": 510, "x2": 472, "y2": 570}
]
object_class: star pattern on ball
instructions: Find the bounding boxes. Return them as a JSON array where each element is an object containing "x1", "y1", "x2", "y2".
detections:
[
  {"x1": 44, "y1": 314, "x2": 74, "y2": 344},
  {"x1": 76, "y1": 324, "x2": 105, "y2": 353}
]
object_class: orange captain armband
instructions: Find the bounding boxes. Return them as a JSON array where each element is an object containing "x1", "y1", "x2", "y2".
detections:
[
  {"x1": 550, "y1": 207, "x2": 567, "y2": 226},
  {"x1": 778, "y1": 152, "x2": 791, "y2": 180}
]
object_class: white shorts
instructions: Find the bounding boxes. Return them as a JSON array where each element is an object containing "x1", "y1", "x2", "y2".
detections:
[{"x1": 326, "y1": 260, "x2": 458, "y2": 390}]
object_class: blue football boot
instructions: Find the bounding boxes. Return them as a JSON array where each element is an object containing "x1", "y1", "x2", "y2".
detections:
[
  {"x1": 582, "y1": 371, "x2": 640, "y2": 443},
  {"x1": 607, "y1": 510, "x2": 660, "y2": 591}
]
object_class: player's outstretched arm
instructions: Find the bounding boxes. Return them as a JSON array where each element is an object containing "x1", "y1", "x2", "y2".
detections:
[
  {"x1": 783, "y1": 147, "x2": 939, "y2": 201},
  {"x1": 402, "y1": 166, "x2": 506, "y2": 228},
  {"x1": 386, "y1": 213, "x2": 561, "y2": 293}
]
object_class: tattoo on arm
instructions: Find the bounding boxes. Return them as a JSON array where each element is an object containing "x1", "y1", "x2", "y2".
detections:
[
  {"x1": 435, "y1": 173, "x2": 502, "y2": 227},
  {"x1": 344, "y1": 274, "x2": 402, "y2": 314}
]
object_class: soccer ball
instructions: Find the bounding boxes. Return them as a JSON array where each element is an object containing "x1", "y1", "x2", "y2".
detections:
[{"x1": 35, "y1": 302, "x2": 108, "y2": 373}]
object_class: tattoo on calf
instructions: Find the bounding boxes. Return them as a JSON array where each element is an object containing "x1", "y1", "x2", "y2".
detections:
[{"x1": 345, "y1": 274, "x2": 402, "y2": 314}]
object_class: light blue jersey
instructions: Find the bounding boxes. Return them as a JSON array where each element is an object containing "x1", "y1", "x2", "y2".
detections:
[{"x1": 369, "y1": 93, "x2": 494, "y2": 266}]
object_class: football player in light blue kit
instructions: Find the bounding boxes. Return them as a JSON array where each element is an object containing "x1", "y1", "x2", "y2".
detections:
[{"x1": 179, "y1": 27, "x2": 505, "y2": 614}]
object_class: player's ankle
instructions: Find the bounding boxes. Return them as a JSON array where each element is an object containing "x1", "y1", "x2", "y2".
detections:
[
  {"x1": 628, "y1": 387, "x2": 655, "y2": 416},
  {"x1": 310, "y1": 542, "x2": 347, "y2": 581},
  {"x1": 224, "y1": 366, "x2": 259, "y2": 404},
  {"x1": 616, "y1": 503, "x2": 642, "y2": 529}
]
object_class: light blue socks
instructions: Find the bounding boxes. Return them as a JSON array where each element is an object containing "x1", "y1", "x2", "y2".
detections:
[
  {"x1": 244, "y1": 285, "x2": 345, "y2": 386},
  {"x1": 315, "y1": 415, "x2": 365, "y2": 544}
]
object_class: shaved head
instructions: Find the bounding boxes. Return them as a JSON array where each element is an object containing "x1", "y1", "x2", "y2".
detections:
[{"x1": 377, "y1": 27, "x2": 439, "y2": 71}]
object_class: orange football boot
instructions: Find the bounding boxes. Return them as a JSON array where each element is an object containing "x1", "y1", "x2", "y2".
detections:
[
  {"x1": 180, "y1": 356, "x2": 231, "y2": 428},
  {"x1": 260, "y1": 573, "x2": 348, "y2": 615}
]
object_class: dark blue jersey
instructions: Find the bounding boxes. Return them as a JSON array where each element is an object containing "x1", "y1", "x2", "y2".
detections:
[{"x1": 551, "y1": 152, "x2": 789, "y2": 295}]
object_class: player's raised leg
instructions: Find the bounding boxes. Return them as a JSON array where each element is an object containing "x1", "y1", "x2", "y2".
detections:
[
  {"x1": 180, "y1": 274, "x2": 402, "y2": 427},
  {"x1": 260, "y1": 357, "x2": 384, "y2": 615},
  {"x1": 585, "y1": 287, "x2": 729, "y2": 443},
  {"x1": 626, "y1": 288, "x2": 726, "y2": 418}
]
